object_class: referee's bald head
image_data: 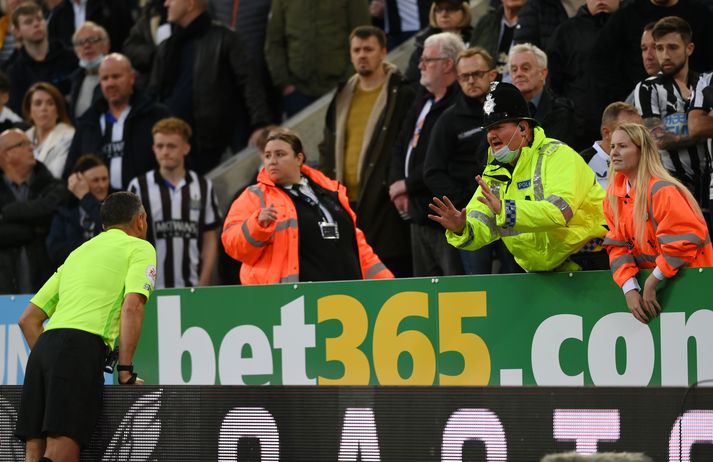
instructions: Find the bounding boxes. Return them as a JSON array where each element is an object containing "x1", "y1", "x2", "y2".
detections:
[{"x1": 101, "y1": 191, "x2": 145, "y2": 229}]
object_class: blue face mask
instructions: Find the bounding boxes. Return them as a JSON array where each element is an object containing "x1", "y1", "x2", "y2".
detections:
[
  {"x1": 492, "y1": 125, "x2": 524, "y2": 163},
  {"x1": 79, "y1": 54, "x2": 104, "y2": 71}
]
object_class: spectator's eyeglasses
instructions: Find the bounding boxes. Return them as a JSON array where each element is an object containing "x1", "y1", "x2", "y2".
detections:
[
  {"x1": 419, "y1": 56, "x2": 449, "y2": 65},
  {"x1": 457, "y1": 70, "x2": 493, "y2": 81},
  {"x1": 74, "y1": 36, "x2": 104, "y2": 47},
  {"x1": 435, "y1": 5, "x2": 461, "y2": 13},
  {"x1": 5, "y1": 139, "x2": 32, "y2": 151}
]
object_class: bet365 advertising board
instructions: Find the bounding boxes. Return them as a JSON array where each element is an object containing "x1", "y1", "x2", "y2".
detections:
[{"x1": 129, "y1": 269, "x2": 713, "y2": 387}]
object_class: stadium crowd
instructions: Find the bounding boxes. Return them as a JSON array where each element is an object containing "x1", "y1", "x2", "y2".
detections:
[{"x1": 2, "y1": 0, "x2": 713, "y2": 321}]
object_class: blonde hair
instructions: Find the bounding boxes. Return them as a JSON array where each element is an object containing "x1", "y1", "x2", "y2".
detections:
[
  {"x1": 606, "y1": 123, "x2": 702, "y2": 246},
  {"x1": 428, "y1": 1, "x2": 472, "y2": 29}
]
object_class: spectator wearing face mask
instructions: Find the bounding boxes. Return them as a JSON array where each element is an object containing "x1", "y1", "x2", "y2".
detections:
[
  {"x1": 68, "y1": 21, "x2": 110, "y2": 121},
  {"x1": 428, "y1": 82, "x2": 608, "y2": 272},
  {"x1": 69, "y1": 21, "x2": 110, "y2": 120}
]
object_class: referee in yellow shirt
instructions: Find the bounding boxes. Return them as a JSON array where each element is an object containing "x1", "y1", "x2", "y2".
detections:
[{"x1": 14, "y1": 191, "x2": 157, "y2": 462}]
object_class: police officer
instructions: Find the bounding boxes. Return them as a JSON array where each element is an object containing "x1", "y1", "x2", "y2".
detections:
[
  {"x1": 428, "y1": 82, "x2": 608, "y2": 271},
  {"x1": 15, "y1": 191, "x2": 156, "y2": 462}
]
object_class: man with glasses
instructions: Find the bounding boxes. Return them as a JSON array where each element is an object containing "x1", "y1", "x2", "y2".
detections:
[
  {"x1": 389, "y1": 31, "x2": 465, "y2": 276},
  {"x1": 424, "y1": 47, "x2": 517, "y2": 274},
  {"x1": 0, "y1": 129, "x2": 65, "y2": 294},
  {"x1": 6, "y1": 2, "x2": 77, "y2": 114},
  {"x1": 68, "y1": 21, "x2": 109, "y2": 120},
  {"x1": 46, "y1": 0, "x2": 132, "y2": 54}
]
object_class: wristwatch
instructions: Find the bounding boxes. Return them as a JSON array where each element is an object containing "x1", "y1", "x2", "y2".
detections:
[{"x1": 117, "y1": 364, "x2": 137, "y2": 384}]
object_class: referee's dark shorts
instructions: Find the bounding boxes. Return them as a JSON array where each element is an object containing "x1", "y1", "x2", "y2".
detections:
[{"x1": 15, "y1": 328, "x2": 107, "y2": 446}]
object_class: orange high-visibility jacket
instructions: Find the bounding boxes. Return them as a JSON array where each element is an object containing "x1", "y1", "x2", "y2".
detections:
[
  {"x1": 221, "y1": 164, "x2": 393, "y2": 285},
  {"x1": 603, "y1": 173, "x2": 713, "y2": 287}
]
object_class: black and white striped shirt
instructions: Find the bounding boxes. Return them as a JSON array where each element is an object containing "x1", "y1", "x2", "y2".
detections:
[
  {"x1": 691, "y1": 71, "x2": 713, "y2": 154},
  {"x1": 128, "y1": 170, "x2": 219, "y2": 288},
  {"x1": 634, "y1": 72, "x2": 710, "y2": 201}
]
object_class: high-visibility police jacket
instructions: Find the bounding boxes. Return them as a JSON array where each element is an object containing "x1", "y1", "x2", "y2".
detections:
[
  {"x1": 222, "y1": 164, "x2": 393, "y2": 285},
  {"x1": 446, "y1": 126, "x2": 608, "y2": 271},
  {"x1": 603, "y1": 173, "x2": 713, "y2": 288}
]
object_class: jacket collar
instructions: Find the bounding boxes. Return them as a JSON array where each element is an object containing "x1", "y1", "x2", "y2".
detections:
[
  {"x1": 258, "y1": 164, "x2": 342, "y2": 193},
  {"x1": 516, "y1": 125, "x2": 547, "y2": 162},
  {"x1": 453, "y1": 91, "x2": 485, "y2": 116}
]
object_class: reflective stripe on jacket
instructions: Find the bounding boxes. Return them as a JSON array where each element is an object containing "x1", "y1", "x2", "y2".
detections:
[
  {"x1": 221, "y1": 164, "x2": 393, "y2": 284},
  {"x1": 603, "y1": 173, "x2": 713, "y2": 287},
  {"x1": 446, "y1": 126, "x2": 607, "y2": 271}
]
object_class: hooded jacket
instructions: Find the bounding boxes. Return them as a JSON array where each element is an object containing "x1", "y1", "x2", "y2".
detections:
[
  {"x1": 446, "y1": 126, "x2": 607, "y2": 271},
  {"x1": 222, "y1": 164, "x2": 393, "y2": 285},
  {"x1": 603, "y1": 173, "x2": 713, "y2": 288}
]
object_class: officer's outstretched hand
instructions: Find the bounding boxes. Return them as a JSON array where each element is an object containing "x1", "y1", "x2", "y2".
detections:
[
  {"x1": 475, "y1": 176, "x2": 502, "y2": 215},
  {"x1": 428, "y1": 196, "x2": 466, "y2": 235}
]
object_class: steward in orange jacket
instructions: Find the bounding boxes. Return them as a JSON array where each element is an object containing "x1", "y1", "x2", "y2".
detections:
[
  {"x1": 604, "y1": 173, "x2": 713, "y2": 287},
  {"x1": 222, "y1": 164, "x2": 393, "y2": 285}
]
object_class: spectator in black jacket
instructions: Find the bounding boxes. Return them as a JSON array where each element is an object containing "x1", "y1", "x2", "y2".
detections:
[
  {"x1": 67, "y1": 21, "x2": 109, "y2": 120},
  {"x1": 508, "y1": 42, "x2": 577, "y2": 147},
  {"x1": 122, "y1": 0, "x2": 170, "y2": 89},
  {"x1": 389, "y1": 32, "x2": 465, "y2": 276},
  {"x1": 150, "y1": 0, "x2": 271, "y2": 174},
  {"x1": 512, "y1": 0, "x2": 575, "y2": 49},
  {"x1": 205, "y1": 0, "x2": 281, "y2": 122},
  {"x1": 46, "y1": 153, "x2": 108, "y2": 265},
  {"x1": 424, "y1": 47, "x2": 518, "y2": 274},
  {"x1": 64, "y1": 54, "x2": 170, "y2": 190},
  {"x1": 0, "y1": 128, "x2": 65, "y2": 294},
  {"x1": 6, "y1": 2, "x2": 77, "y2": 114},
  {"x1": 470, "y1": 0, "x2": 527, "y2": 81},
  {"x1": 588, "y1": 0, "x2": 713, "y2": 111},
  {"x1": 547, "y1": 0, "x2": 620, "y2": 150},
  {"x1": 46, "y1": 0, "x2": 133, "y2": 54},
  {"x1": 0, "y1": 71, "x2": 27, "y2": 133}
]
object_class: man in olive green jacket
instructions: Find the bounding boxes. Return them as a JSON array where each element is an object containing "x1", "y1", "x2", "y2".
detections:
[{"x1": 265, "y1": 0, "x2": 370, "y2": 117}]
